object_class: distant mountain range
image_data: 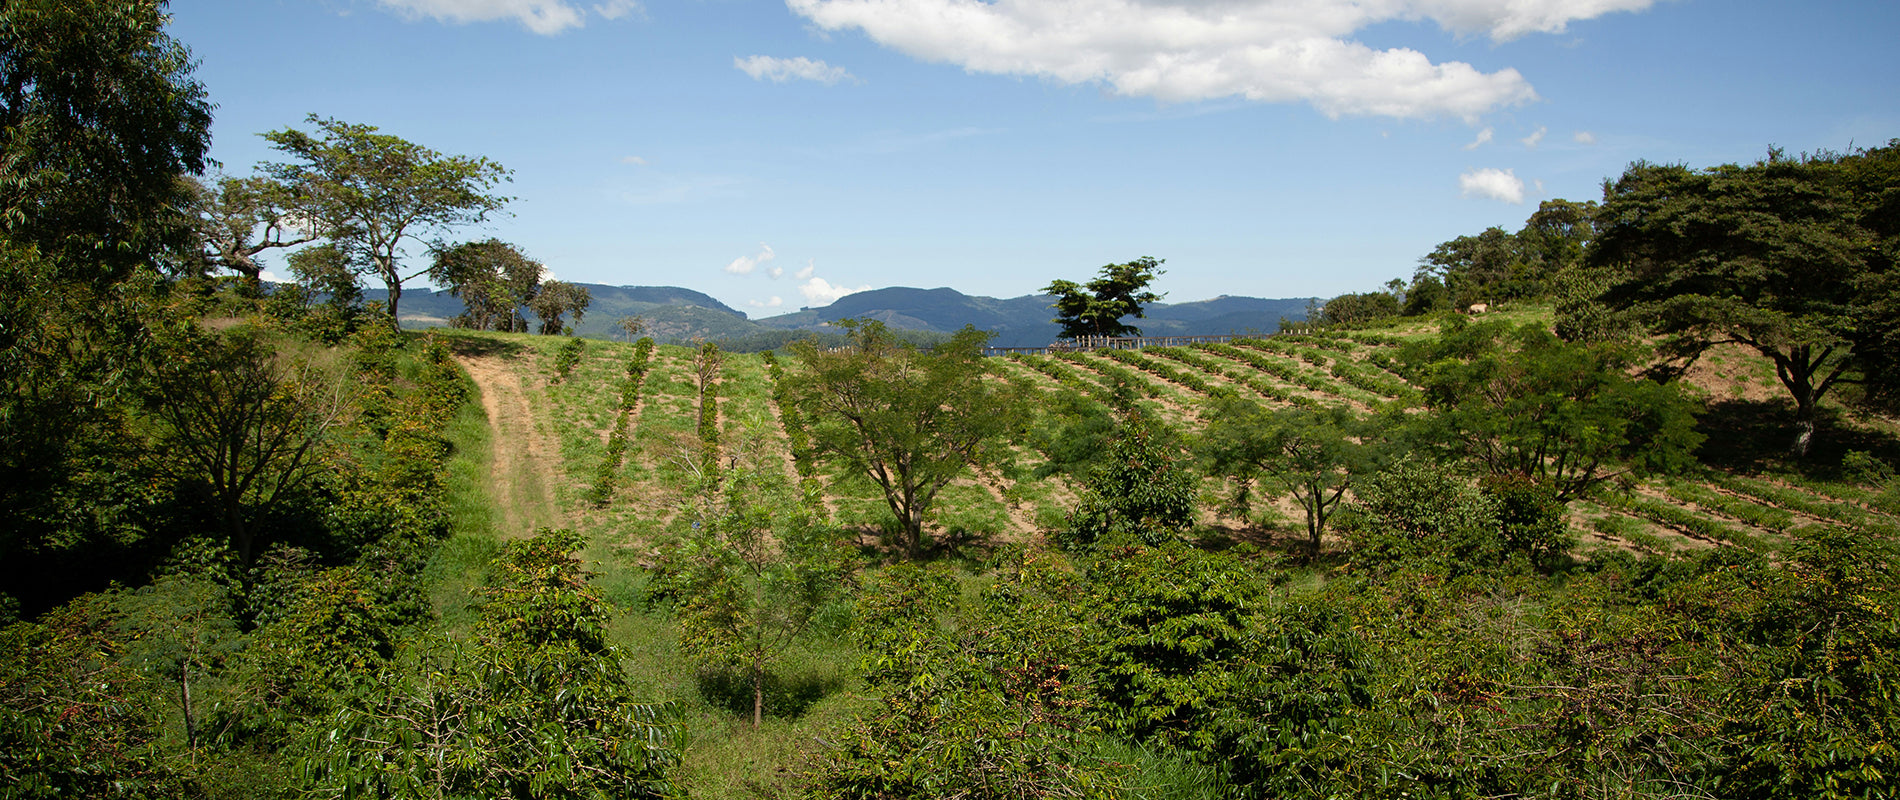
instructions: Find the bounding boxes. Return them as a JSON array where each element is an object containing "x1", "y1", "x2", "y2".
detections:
[{"x1": 379, "y1": 284, "x2": 1317, "y2": 348}]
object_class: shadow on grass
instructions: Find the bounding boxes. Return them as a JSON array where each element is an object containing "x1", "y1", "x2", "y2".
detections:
[
  {"x1": 434, "y1": 331, "x2": 530, "y2": 360},
  {"x1": 695, "y1": 664, "x2": 850, "y2": 722},
  {"x1": 1696, "y1": 399, "x2": 1900, "y2": 477}
]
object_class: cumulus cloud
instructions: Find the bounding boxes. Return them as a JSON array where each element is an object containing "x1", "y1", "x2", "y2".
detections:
[
  {"x1": 620, "y1": 155, "x2": 648, "y2": 166},
  {"x1": 1464, "y1": 127, "x2": 1494, "y2": 150},
  {"x1": 785, "y1": 0, "x2": 1658, "y2": 119},
  {"x1": 374, "y1": 0, "x2": 636, "y2": 34},
  {"x1": 1459, "y1": 167, "x2": 1526, "y2": 203},
  {"x1": 1521, "y1": 126, "x2": 1547, "y2": 148},
  {"x1": 1574, "y1": 130, "x2": 1597, "y2": 145},
  {"x1": 795, "y1": 260, "x2": 815, "y2": 280},
  {"x1": 801, "y1": 276, "x2": 871, "y2": 305},
  {"x1": 724, "y1": 243, "x2": 776, "y2": 275},
  {"x1": 735, "y1": 55, "x2": 856, "y2": 85},
  {"x1": 768, "y1": 266, "x2": 784, "y2": 279}
]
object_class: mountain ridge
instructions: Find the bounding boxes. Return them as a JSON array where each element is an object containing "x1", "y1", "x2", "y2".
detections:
[{"x1": 381, "y1": 282, "x2": 1315, "y2": 347}]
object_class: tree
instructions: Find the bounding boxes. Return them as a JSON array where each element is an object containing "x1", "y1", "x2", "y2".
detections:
[
  {"x1": 656, "y1": 417, "x2": 849, "y2": 728},
  {"x1": 186, "y1": 174, "x2": 316, "y2": 287},
  {"x1": 0, "y1": 0, "x2": 213, "y2": 283},
  {"x1": 1043, "y1": 256, "x2": 1166, "y2": 339},
  {"x1": 429, "y1": 238, "x2": 542, "y2": 331},
  {"x1": 1400, "y1": 319, "x2": 1703, "y2": 501},
  {"x1": 1060, "y1": 413, "x2": 1196, "y2": 550},
  {"x1": 1319, "y1": 290, "x2": 1400, "y2": 326},
  {"x1": 1198, "y1": 396, "x2": 1375, "y2": 557},
  {"x1": 617, "y1": 315, "x2": 647, "y2": 343},
  {"x1": 790, "y1": 320, "x2": 1019, "y2": 557},
  {"x1": 143, "y1": 327, "x2": 345, "y2": 564},
  {"x1": 528, "y1": 278, "x2": 590, "y2": 335},
  {"x1": 1588, "y1": 145, "x2": 1900, "y2": 455},
  {"x1": 261, "y1": 115, "x2": 510, "y2": 328}
]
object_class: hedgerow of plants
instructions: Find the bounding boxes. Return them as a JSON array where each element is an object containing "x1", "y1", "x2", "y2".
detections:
[
  {"x1": 1098, "y1": 348, "x2": 1217, "y2": 396},
  {"x1": 586, "y1": 337, "x2": 654, "y2": 507},
  {"x1": 1708, "y1": 473, "x2": 1900, "y2": 536},
  {"x1": 1663, "y1": 479, "x2": 1796, "y2": 532},
  {"x1": 1595, "y1": 489, "x2": 1765, "y2": 550},
  {"x1": 551, "y1": 336, "x2": 584, "y2": 383}
]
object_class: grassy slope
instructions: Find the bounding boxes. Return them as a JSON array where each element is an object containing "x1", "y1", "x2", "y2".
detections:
[{"x1": 444, "y1": 309, "x2": 1900, "y2": 797}]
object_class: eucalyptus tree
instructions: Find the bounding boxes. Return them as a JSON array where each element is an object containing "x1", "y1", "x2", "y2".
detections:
[{"x1": 261, "y1": 115, "x2": 511, "y2": 328}]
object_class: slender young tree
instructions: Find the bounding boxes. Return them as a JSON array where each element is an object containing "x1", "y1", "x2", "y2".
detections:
[{"x1": 791, "y1": 320, "x2": 1019, "y2": 557}]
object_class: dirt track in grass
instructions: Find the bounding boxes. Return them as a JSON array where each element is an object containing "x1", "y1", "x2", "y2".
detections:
[{"x1": 458, "y1": 352, "x2": 566, "y2": 538}]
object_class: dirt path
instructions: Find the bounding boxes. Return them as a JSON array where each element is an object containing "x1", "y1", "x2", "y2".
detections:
[{"x1": 457, "y1": 353, "x2": 566, "y2": 538}]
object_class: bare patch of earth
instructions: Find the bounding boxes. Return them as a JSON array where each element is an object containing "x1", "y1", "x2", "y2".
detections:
[{"x1": 457, "y1": 352, "x2": 566, "y2": 538}]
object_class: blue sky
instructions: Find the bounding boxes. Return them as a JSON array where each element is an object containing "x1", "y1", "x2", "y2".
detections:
[{"x1": 169, "y1": 0, "x2": 1898, "y2": 316}]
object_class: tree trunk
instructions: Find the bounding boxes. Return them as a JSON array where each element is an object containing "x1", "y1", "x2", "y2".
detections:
[
  {"x1": 1793, "y1": 396, "x2": 1817, "y2": 458},
  {"x1": 752, "y1": 650, "x2": 765, "y2": 729},
  {"x1": 180, "y1": 663, "x2": 196, "y2": 750}
]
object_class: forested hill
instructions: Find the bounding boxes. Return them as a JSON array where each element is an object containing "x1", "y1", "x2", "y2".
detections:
[{"x1": 382, "y1": 282, "x2": 1317, "y2": 347}]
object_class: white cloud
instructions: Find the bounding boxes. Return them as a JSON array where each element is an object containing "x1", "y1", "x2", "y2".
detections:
[
  {"x1": 593, "y1": 0, "x2": 639, "y2": 20},
  {"x1": 1463, "y1": 127, "x2": 1494, "y2": 150},
  {"x1": 768, "y1": 266, "x2": 784, "y2": 279},
  {"x1": 1459, "y1": 167, "x2": 1526, "y2": 203},
  {"x1": 620, "y1": 155, "x2": 648, "y2": 166},
  {"x1": 1521, "y1": 126, "x2": 1547, "y2": 148},
  {"x1": 795, "y1": 260, "x2": 815, "y2": 280},
  {"x1": 735, "y1": 55, "x2": 856, "y2": 85},
  {"x1": 1574, "y1": 130, "x2": 1597, "y2": 145},
  {"x1": 801, "y1": 277, "x2": 870, "y2": 304},
  {"x1": 749, "y1": 296, "x2": 785, "y2": 308},
  {"x1": 724, "y1": 243, "x2": 776, "y2": 275},
  {"x1": 372, "y1": 0, "x2": 635, "y2": 34},
  {"x1": 786, "y1": 0, "x2": 1658, "y2": 119}
]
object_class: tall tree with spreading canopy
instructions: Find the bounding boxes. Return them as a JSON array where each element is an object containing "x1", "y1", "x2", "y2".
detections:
[
  {"x1": 1043, "y1": 256, "x2": 1166, "y2": 339},
  {"x1": 1587, "y1": 144, "x2": 1899, "y2": 455},
  {"x1": 790, "y1": 320, "x2": 1019, "y2": 557},
  {"x1": 528, "y1": 278, "x2": 591, "y2": 335},
  {"x1": 0, "y1": 0, "x2": 212, "y2": 283},
  {"x1": 261, "y1": 115, "x2": 511, "y2": 328}
]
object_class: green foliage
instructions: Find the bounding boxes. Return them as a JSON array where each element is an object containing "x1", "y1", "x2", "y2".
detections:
[
  {"x1": 0, "y1": 595, "x2": 200, "y2": 798},
  {"x1": 653, "y1": 423, "x2": 851, "y2": 727},
  {"x1": 1589, "y1": 144, "x2": 1900, "y2": 453},
  {"x1": 810, "y1": 553, "x2": 1118, "y2": 799},
  {"x1": 1198, "y1": 397, "x2": 1375, "y2": 556},
  {"x1": 297, "y1": 528, "x2": 680, "y2": 798},
  {"x1": 791, "y1": 321, "x2": 1020, "y2": 557},
  {"x1": 550, "y1": 336, "x2": 584, "y2": 382},
  {"x1": 0, "y1": 0, "x2": 213, "y2": 282},
  {"x1": 528, "y1": 278, "x2": 590, "y2": 335},
  {"x1": 1403, "y1": 319, "x2": 1704, "y2": 500},
  {"x1": 1044, "y1": 257, "x2": 1167, "y2": 339},
  {"x1": 261, "y1": 115, "x2": 512, "y2": 327},
  {"x1": 1337, "y1": 457, "x2": 1506, "y2": 573},
  {"x1": 1087, "y1": 544, "x2": 1260, "y2": 751},
  {"x1": 587, "y1": 337, "x2": 653, "y2": 508},
  {"x1": 1319, "y1": 290, "x2": 1400, "y2": 326},
  {"x1": 1061, "y1": 415, "x2": 1196, "y2": 550},
  {"x1": 429, "y1": 238, "x2": 541, "y2": 332}
]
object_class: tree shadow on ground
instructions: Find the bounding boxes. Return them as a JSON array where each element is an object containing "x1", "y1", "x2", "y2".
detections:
[
  {"x1": 1696, "y1": 399, "x2": 1900, "y2": 477},
  {"x1": 695, "y1": 665, "x2": 849, "y2": 722},
  {"x1": 435, "y1": 332, "x2": 528, "y2": 360}
]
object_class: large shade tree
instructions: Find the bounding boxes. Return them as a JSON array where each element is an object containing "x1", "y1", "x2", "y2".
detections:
[
  {"x1": 1588, "y1": 144, "x2": 1900, "y2": 455},
  {"x1": 1043, "y1": 257, "x2": 1166, "y2": 340},
  {"x1": 261, "y1": 115, "x2": 511, "y2": 328}
]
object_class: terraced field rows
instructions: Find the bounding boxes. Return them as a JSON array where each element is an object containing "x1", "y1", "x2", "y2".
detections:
[{"x1": 453, "y1": 328, "x2": 1900, "y2": 560}]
